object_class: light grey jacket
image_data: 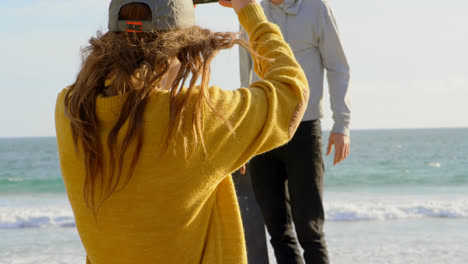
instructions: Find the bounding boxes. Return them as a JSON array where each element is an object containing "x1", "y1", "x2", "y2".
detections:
[{"x1": 239, "y1": 0, "x2": 351, "y2": 135}]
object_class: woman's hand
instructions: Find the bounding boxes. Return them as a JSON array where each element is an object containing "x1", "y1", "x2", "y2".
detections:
[{"x1": 219, "y1": 0, "x2": 259, "y2": 13}]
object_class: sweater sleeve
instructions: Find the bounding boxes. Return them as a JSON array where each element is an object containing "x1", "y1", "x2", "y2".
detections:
[{"x1": 202, "y1": 4, "x2": 309, "y2": 175}]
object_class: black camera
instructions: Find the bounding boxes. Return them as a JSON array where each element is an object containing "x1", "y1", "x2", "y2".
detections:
[{"x1": 193, "y1": 0, "x2": 225, "y2": 4}]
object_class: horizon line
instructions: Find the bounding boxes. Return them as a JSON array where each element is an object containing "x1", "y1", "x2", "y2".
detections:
[{"x1": 1, "y1": 126, "x2": 467, "y2": 139}]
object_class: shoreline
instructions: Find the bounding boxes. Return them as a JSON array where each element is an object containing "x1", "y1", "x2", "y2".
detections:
[{"x1": 2, "y1": 127, "x2": 468, "y2": 140}]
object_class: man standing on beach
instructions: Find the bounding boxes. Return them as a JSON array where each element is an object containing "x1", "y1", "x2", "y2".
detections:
[{"x1": 239, "y1": 0, "x2": 351, "y2": 263}]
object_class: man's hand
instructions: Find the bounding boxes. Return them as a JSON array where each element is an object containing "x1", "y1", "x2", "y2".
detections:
[
  {"x1": 239, "y1": 164, "x2": 247, "y2": 175},
  {"x1": 326, "y1": 132, "x2": 350, "y2": 166}
]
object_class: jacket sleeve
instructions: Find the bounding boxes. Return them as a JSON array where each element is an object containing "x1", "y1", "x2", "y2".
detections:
[
  {"x1": 238, "y1": 26, "x2": 253, "y2": 88},
  {"x1": 202, "y1": 4, "x2": 309, "y2": 175},
  {"x1": 318, "y1": 0, "x2": 351, "y2": 136}
]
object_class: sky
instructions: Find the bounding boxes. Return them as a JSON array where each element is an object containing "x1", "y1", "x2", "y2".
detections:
[{"x1": 0, "y1": 0, "x2": 467, "y2": 138}]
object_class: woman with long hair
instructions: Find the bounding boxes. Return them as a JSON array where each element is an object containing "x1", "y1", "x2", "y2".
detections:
[{"x1": 55, "y1": 0, "x2": 308, "y2": 263}]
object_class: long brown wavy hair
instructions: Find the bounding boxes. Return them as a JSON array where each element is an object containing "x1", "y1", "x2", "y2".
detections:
[{"x1": 64, "y1": 3, "x2": 255, "y2": 210}]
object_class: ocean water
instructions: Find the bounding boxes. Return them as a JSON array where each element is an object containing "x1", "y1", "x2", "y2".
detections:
[{"x1": 1, "y1": 128, "x2": 467, "y2": 263}]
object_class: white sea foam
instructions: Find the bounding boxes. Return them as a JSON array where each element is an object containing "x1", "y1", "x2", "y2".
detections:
[
  {"x1": 0, "y1": 207, "x2": 75, "y2": 229},
  {"x1": 7, "y1": 178, "x2": 24, "y2": 182},
  {"x1": 428, "y1": 162, "x2": 441, "y2": 168},
  {"x1": 324, "y1": 198, "x2": 468, "y2": 221},
  {"x1": 1, "y1": 197, "x2": 467, "y2": 229},
  {"x1": 0, "y1": 198, "x2": 75, "y2": 229}
]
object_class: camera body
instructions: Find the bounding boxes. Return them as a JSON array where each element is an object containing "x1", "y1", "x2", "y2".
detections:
[{"x1": 193, "y1": 0, "x2": 223, "y2": 4}]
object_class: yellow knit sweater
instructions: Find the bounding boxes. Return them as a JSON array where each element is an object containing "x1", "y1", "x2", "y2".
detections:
[{"x1": 55, "y1": 4, "x2": 308, "y2": 264}]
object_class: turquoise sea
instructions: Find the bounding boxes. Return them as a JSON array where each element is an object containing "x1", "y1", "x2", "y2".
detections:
[{"x1": 1, "y1": 128, "x2": 467, "y2": 263}]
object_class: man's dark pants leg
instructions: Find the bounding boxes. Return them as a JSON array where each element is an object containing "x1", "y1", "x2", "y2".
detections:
[{"x1": 249, "y1": 120, "x2": 329, "y2": 264}]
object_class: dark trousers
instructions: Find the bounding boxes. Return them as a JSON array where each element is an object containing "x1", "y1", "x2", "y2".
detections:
[{"x1": 249, "y1": 120, "x2": 329, "y2": 264}]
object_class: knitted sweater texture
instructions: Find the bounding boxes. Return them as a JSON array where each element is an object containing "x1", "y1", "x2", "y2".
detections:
[{"x1": 55, "y1": 4, "x2": 308, "y2": 264}]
